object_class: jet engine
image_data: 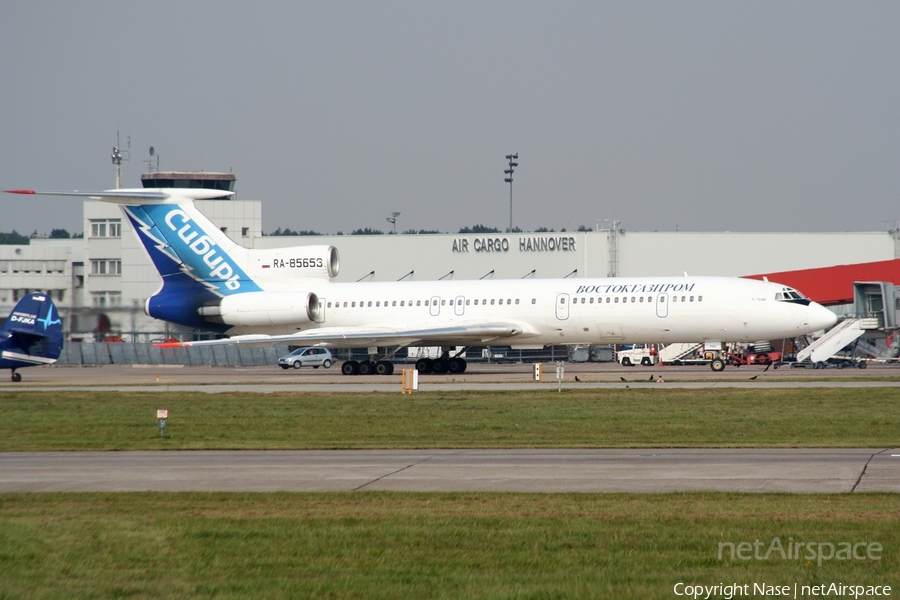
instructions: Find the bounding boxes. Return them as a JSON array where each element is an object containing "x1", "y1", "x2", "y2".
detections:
[
  {"x1": 198, "y1": 291, "x2": 322, "y2": 327},
  {"x1": 261, "y1": 245, "x2": 340, "y2": 279}
]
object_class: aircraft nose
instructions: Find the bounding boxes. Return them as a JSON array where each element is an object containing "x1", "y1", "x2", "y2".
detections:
[{"x1": 807, "y1": 302, "x2": 837, "y2": 331}]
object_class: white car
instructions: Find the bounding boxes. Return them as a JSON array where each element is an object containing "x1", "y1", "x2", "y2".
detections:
[{"x1": 278, "y1": 347, "x2": 334, "y2": 370}]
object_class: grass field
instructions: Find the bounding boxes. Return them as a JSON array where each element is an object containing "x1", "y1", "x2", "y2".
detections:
[
  {"x1": 2, "y1": 389, "x2": 897, "y2": 598},
  {"x1": 1, "y1": 388, "x2": 898, "y2": 450},
  {"x1": 1, "y1": 492, "x2": 896, "y2": 599}
]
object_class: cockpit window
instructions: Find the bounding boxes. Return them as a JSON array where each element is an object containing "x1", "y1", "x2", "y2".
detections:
[{"x1": 776, "y1": 287, "x2": 810, "y2": 305}]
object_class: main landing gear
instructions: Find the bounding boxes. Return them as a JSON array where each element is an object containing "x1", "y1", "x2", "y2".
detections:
[
  {"x1": 413, "y1": 356, "x2": 467, "y2": 374},
  {"x1": 341, "y1": 359, "x2": 395, "y2": 376},
  {"x1": 10, "y1": 369, "x2": 22, "y2": 382},
  {"x1": 340, "y1": 347, "x2": 468, "y2": 376}
]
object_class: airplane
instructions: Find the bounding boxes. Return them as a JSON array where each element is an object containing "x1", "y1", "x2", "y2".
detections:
[
  {"x1": 5, "y1": 188, "x2": 837, "y2": 375},
  {"x1": 1, "y1": 291, "x2": 64, "y2": 382}
]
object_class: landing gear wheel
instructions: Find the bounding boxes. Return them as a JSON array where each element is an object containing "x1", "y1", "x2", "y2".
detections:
[
  {"x1": 341, "y1": 360, "x2": 359, "y2": 376},
  {"x1": 710, "y1": 358, "x2": 725, "y2": 372},
  {"x1": 358, "y1": 361, "x2": 375, "y2": 375},
  {"x1": 11, "y1": 371, "x2": 21, "y2": 382},
  {"x1": 415, "y1": 358, "x2": 433, "y2": 374},
  {"x1": 432, "y1": 358, "x2": 448, "y2": 374},
  {"x1": 375, "y1": 361, "x2": 394, "y2": 375},
  {"x1": 448, "y1": 358, "x2": 467, "y2": 373}
]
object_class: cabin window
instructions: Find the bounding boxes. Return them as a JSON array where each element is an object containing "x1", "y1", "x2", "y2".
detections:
[
  {"x1": 515, "y1": 299, "x2": 519, "y2": 305},
  {"x1": 449, "y1": 299, "x2": 454, "y2": 306},
  {"x1": 474, "y1": 299, "x2": 479, "y2": 305},
  {"x1": 352, "y1": 302, "x2": 356, "y2": 307},
  {"x1": 343, "y1": 302, "x2": 348, "y2": 308},
  {"x1": 424, "y1": 300, "x2": 429, "y2": 306},
  {"x1": 376, "y1": 301, "x2": 380, "y2": 307},
  {"x1": 690, "y1": 296, "x2": 694, "y2": 302},
  {"x1": 491, "y1": 299, "x2": 495, "y2": 305},
  {"x1": 698, "y1": 296, "x2": 703, "y2": 302},
  {"x1": 442, "y1": 300, "x2": 446, "y2": 306},
  {"x1": 466, "y1": 299, "x2": 470, "y2": 305},
  {"x1": 614, "y1": 297, "x2": 619, "y2": 303},
  {"x1": 327, "y1": 302, "x2": 332, "y2": 308},
  {"x1": 672, "y1": 296, "x2": 677, "y2": 302},
  {"x1": 681, "y1": 296, "x2": 686, "y2": 302}
]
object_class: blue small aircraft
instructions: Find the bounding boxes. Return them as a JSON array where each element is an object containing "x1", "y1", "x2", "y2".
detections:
[{"x1": 0, "y1": 292, "x2": 64, "y2": 382}]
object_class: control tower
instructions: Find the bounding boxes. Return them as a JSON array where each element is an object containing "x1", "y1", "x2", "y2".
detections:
[{"x1": 140, "y1": 171, "x2": 236, "y2": 197}]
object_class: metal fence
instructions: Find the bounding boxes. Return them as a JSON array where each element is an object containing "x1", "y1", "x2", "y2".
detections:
[
  {"x1": 54, "y1": 343, "x2": 617, "y2": 367},
  {"x1": 56, "y1": 343, "x2": 293, "y2": 367}
]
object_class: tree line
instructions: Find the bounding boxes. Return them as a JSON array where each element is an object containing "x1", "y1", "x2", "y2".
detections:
[{"x1": 0, "y1": 229, "x2": 81, "y2": 244}]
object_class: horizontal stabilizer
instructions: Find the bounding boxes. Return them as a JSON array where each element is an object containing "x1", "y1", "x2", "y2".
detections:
[{"x1": 5, "y1": 188, "x2": 232, "y2": 205}]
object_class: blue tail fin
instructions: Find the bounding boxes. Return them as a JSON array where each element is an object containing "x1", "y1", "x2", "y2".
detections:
[
  {"x1": 3, "y1": 188, "x2": 262, "y2": 332},
  {"x1": 0, "y1": 292, "x2": 64, "y2": 372}
]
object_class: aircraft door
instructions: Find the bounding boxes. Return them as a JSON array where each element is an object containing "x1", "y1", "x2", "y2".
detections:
[
  {"x1": 656, "y1": 293, "x2": 668, "y2": 318},
  {"x1": 555, "y1": 293, "x2": 570, "y2": 320},
  {"x1": 454, "y1": 295, "x2": 465, "y2": 316},
  {"x1": 429, "y1": 296, "x2": 441, "y2": 317}
]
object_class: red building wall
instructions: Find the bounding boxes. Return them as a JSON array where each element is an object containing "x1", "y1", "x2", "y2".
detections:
[{"x1": 744, "y1": 259, "x2": 900, "y2": 306}]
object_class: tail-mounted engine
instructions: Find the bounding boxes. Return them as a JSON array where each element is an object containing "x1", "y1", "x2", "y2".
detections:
[
  {"x1": 260, "y1": 245, "x2": 340, "y2": 279},
  {"x1": 198, "y1": 291, "x2": 322, "y2": 327}
]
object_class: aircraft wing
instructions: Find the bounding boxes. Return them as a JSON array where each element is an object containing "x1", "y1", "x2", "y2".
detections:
[{"x1": 156, "y1": 320, "x2": 536, "y2": 349}]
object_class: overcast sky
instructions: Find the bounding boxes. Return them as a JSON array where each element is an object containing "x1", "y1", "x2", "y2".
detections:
[{"x1": 2, "y1": 1, "x2": 899, "y2": 236}]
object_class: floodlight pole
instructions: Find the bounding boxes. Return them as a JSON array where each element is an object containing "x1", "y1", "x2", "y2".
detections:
[
  {"x1": 386, "y1": 212, "x2": 400, "y2": 234},
  {"x1": 504, "y1": 153, "x2": 518, "y2": 232}
]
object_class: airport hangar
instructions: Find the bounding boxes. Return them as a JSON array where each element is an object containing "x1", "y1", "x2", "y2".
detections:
[{"x1": 2, "y1": 171, "x2": 900, "y2": 342}]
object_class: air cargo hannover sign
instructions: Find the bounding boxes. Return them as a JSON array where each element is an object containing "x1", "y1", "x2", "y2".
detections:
[{"x1": 451, "y1": 235, "x2": 576, "y2": 254}]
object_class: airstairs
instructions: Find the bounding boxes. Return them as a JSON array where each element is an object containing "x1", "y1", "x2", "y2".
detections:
[
  {"x1": 659, "y1": 342, "x2": 703, "y2": 363},
  {"x1": 796, "y1": 317, "x2": 879, "y2": 364}
]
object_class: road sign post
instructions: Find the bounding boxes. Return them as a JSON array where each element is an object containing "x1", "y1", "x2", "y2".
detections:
[{"x1": 157, "y1": 408, "x2": 169, "y2": 437}]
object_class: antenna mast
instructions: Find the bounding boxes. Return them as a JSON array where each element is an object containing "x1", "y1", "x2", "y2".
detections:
[{"x1": 111, "y1": 131, "x2": 131, "y2": 189}]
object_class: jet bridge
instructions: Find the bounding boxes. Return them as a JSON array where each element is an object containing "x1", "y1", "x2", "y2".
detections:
[{"x1": 796, "y1": 282, "x2": 899, "y2": 366}]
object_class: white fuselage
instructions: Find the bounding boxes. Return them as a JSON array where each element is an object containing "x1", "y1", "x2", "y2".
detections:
[{"x1": 226, "y1": 275, "x2": 836, "y2": 347}]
